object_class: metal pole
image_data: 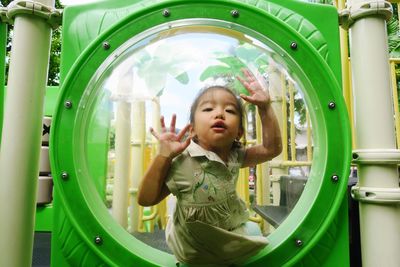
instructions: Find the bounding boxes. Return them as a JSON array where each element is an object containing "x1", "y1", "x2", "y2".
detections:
[
  {"x1": 0, "y1": 1, "x2": 54, "y2": 266},
  {"x1": 347, "y1": 1, "x2": 400, "y2": 266}
]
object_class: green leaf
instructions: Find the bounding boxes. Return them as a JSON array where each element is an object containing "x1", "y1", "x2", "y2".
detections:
[
  {"x1": 232, "y1": 79, "x2": 248, "y2": 95},
  {"x1": 174, "y1": 72, "x2": 189, "y2": 84},
  {"x1": 218, "y1": 57, "x2": 247, "y2": 71},
  {"x1": 200, "y1": 65, "x2": 232, "y2": 81},
  {"x1": 236, "y1": 45, "x2": 262, "y2": 62}
]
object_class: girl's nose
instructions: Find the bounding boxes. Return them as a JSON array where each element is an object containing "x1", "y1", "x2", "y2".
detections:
[{"x1": 215, "y1": 110, "x2": 225, "y2": 119}]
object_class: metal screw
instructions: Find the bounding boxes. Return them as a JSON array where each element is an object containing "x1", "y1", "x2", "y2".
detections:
[
  {"x1": 231, "y1": 9, "x2": 239, "y2": 18},
  {"x1": 328, "y1": 102, "x2": 336, "y2": 109},
  {"x1": 352, "y1": 153, "x2": 359, "y2": 160},
  {"x1": 162, "y1": 9, "x2": 170, "y2": 17},
  {"x1": 295, "y1": 239, "x2": 303, "y2": 247},
  {"x1": 61, "y1": 171, "x2": 69, "y2": 180},
  {"x1": 331, "y1": 174, "x2": 339, "y2": 183},
  {"x1": 290, "y1": 42, "x2": 298, "y2": 50},
  {"x1": 64, "y1": 100, "x2": 72, "y2": 109},
  {"x1": 102, "y1": 42, "x2": 110, "y2": 50},
  {"x1": 94, "y1": 235, "x2": 103, "y2": 245}
]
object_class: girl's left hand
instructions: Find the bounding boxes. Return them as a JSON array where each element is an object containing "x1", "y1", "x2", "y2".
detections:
[{"x1": 237, "y1": 68, "x2": 271, "y2": 111}]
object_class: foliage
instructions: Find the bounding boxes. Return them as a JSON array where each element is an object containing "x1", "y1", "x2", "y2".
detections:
[
  {"x1": 133, "y1": 44, "x2": 190, "y2": 98},
  {"x1": 301, "y1": 0, "x2": 333, "y2": 4},
  {"x1": 388, "y1": 5, "x2": 400, "y2": 58},
  {"x1": 1, "y1": 0, "x2": 63, "y2": 85},
  {"x1": 200, "y1": 43, "x2": 269, "y2": 96},
  {"x1": 386, "y1": 4, "x2": 400, "y2": 107}
]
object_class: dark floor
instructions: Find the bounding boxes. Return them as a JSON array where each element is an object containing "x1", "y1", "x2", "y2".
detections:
[
  {"x1": 32, "y1": 229, "x2": 171, "y2": 266},
  {"x1": 133, "y1": 228, "x2": 171, "y2": 253},
  {"x1": 32, "y1": 232, "x2": 51, "y2": 267}
]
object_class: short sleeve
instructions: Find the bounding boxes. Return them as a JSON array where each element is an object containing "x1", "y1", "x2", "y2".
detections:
[
  {"x1": 165, "y1": 153, "x2": 193, "y2": 197},
  {"x1": 236, "y1": 146, "x2": 246, "y2": 167}
]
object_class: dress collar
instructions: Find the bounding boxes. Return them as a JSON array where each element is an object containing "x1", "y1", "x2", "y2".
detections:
[{"x1": 187, "y1": 140, "x2": 237, "y2": 167}]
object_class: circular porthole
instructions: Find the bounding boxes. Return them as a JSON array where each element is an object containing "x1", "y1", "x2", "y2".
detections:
[{"x1": 50, "y1": 1, "x2": 351, "y2": 266}]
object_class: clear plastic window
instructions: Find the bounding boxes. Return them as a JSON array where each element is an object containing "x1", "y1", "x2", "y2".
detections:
[{"x1": 77, "y1": 20, "x2": 313, "y2": 251}]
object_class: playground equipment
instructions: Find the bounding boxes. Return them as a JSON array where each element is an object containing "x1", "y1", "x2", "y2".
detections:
[
  {"x1": 343, "y1": 0, "x2": 400, "y2": 265},
  {"x1": 0, "y1": 0, "x2": 56, "y2": 266},
  {"x1": 0, "y1": 0, "x2": 398, "y2": 266},
  {"x1": 49, "y1": 0, "x2": 351, "y2": 266}
]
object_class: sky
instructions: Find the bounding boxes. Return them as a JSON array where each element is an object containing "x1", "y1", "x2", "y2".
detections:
[{"x1": 61, "y1": 0, "x2": 99, "y2": 5}]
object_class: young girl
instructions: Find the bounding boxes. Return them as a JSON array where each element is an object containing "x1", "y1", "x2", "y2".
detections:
[{"x1": 138, "y1": 69, "x2": 282, "y2": 266}]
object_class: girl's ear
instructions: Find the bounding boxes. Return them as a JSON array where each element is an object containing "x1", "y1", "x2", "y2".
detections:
[{"x1": 189, "y1": 124, "x2": 195, "y2": 137}]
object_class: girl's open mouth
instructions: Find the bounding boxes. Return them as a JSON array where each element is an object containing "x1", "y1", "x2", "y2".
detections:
[
  {"x1": 211, "y1": 121, "x2": 227, "y2": 129},
  {"x1": 211, "y1": 121, "x2": 227, "y2": 132}
]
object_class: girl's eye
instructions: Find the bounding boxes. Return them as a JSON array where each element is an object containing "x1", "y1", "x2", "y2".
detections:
[
  {"x1": 202, "y1": 107, "x2": 213, "y2": 112},
  {"x1": 226, "y1": 109, "x2": 237, "y2": 114}
]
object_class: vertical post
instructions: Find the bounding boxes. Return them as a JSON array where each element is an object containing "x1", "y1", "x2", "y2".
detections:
[
  {"x1": 0, "y1": 1, "x2": 54, "y2": 266},
  {"x1": 129, "y1": 100, "x2": 145, "y2": 233},
  {"x1": 152, "y1": 97, "x2": 168, "y2": 229},
  {"x1": 347, "y1": 1, "x2": 400, "y2": 266},
  {"x1": 111, "y1": 71, "x2": 133, "y2": 228},
  {"x1": 336, "y1": 0, "x2": 355, "y2": 145},
  {"x1": 268, "y1": 66, "x2": 288, "y2": 206}
]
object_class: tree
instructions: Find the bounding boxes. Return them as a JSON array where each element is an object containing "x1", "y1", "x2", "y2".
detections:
[{"x1": 1, "y1": 0, "x2": 63, "y2": 85}]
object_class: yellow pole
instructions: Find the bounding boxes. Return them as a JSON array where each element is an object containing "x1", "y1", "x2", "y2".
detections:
[
  {"x1": 336, "y1": 0, "x2": 356, "y2": 147},
  {"x1": 268, "y1": 67, "x2": 289, "y2": 207},
  {"x1": 152, "y1": 98, "x2": 168, "y2": 230},
  {"x1": 390, "y1": 60, "x2": 400, "y2": 147},
  {"x1": 306, "y1": 111, "x2": 313, "y2": 162},
  {"x1": 288, "y1": 81, "x2": 296, "y2": 161},
  {"x1": 281, "y1": 73, "x2": 289, "y2": 162},
  {"x1": 129, "y1": 101, "x2": 146, "y2": 233}
]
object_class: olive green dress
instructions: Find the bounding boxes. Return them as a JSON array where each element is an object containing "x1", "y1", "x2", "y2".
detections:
[{"x1": 165, "y1": 141, "x2": 268, "y2": 266}]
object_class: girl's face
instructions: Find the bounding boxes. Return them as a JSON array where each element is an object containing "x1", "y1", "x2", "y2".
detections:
[{"x1": 191, "y1": 88, "x2": 243, "y2": 151}]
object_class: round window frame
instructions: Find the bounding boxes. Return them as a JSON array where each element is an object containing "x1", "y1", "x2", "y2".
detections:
[{"x1": 50, "y1": 1, "x2": 351, "y2": 266}]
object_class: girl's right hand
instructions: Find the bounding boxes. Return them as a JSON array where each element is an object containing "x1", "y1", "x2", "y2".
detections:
[{"x1": 150, "y1": 114, "x2": 191, "y2": 159}]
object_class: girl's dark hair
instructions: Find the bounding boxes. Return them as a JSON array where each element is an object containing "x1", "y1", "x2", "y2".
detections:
[{"x1": 189, "y1": 86, "x2": 245, "y2": 148}]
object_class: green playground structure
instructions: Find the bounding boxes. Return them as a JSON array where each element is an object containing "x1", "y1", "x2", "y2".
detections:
[{"x1": 0, "y1": 0, "x2": 399, "y2": 266}]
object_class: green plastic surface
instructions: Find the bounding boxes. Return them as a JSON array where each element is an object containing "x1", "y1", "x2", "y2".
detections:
[
  {"x1": 0, "y1": 23, "x2": 7, "y2": 144},
  {"x1": 50, "y1": 1, "x2": 351, "y2": 266},
  {"x1": 35, "y1": 205, "x2": 54, "y2": 232}
]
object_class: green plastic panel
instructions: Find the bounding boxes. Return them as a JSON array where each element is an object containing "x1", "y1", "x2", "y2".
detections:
[
  {"x1": 35, "y1": 205, "x2": 54, "y2": 232},
  {"x1": 51, "y1": 1, "x2": 351, "y2": 266},
  {"x1": 0, "y1": 22, "x2": 7, "y2": 143}
]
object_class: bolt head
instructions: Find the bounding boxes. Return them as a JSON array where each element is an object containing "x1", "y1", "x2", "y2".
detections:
[
  {"x1": 231, "y1": 9, "x2": 239, "y2": 18},
  {"x1": 328, "y1": 102, "x2": 336, "y2": 109},
  {"x1": 295, "y1": 239, "x2": 303, "y2": 247},
  {"x1": 94, "y1": 236, "x2": 103, "y2": 245},
  {"x1": 64, "y1": 100, "x2": 72, "y2": 109},
  {"x1": 162, "y1": 9, "x2": 170, "y2": 17},
  {"x1": 61, "y1": 171, "x2": 69, "y2": 180},
  {"x1": 102, "y1": 42, "x2": 110, "y2": 50},
  {"x1": 290, "y1": 42, "x2": 298, "y2": 50}
]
